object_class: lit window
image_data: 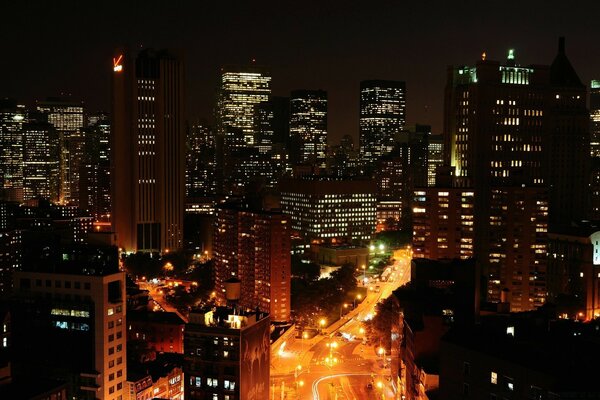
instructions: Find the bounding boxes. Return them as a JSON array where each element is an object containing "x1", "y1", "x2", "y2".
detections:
[
  {"x1": 506, "y1": 326, "x2": 514, "y2": 337},
  {"x1": 491, "y1": 371, "x2": 498, "y2": 384},
  {"x1": 108, "y1": 308, "x2": 114, "y2": 316}
]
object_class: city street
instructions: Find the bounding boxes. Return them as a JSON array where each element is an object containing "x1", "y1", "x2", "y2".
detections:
[{"x1": 271, "y1": 248, "x2": 412, "y2": 399}]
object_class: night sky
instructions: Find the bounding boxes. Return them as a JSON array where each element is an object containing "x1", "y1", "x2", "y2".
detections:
[{"x1": 2, "y1": 1, "x2": 600, "y2": 143}]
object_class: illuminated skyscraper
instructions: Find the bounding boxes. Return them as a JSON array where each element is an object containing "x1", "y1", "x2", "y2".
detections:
[
  {"x1": 217, "y1": 66, "x2": 271, "y2": 151},
  {"x1": 186, "y1": 122, "x2": 215, "y2": 197},
  {"x1": 22, "y1": 118, "x2": 60, "y2": 202},
  {"x1": 427, "y1": 134, "x2": 444, "y2": 186},
  {"x1": 216, "y1": 66, "x2": 271, "y2": 194},
  {"x1": 111, "y1": 49, "x2": 185, "y2": 253},
  {"x1": 289, "y1": 90, "x2": 328, "y2": 168},
  {"x1": 359, "y1": 80, "x2": 406, "y2": 166},
  {"x1": 82, "y1": 113, "x2": 111, "y2": 221},
  {"x1": 36, "y1": 98, "x2": 85, "y2": 206},
  {"x1": 0, "y1": 99, "x2": 26, "y2": 202}
]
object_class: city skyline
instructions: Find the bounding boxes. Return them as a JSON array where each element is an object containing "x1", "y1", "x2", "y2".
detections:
[{"x1": 3, "y1": 1, "x2": 600, "y2": 143}]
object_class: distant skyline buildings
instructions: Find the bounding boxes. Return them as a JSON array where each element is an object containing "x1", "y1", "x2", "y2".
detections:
[
  {"x1": 289, "y1": 89, "x2": 328, "y2": 168},
  {"x1": 0, "y1": 99, "x2": 25, "y2": 202},
  {"x1": 36, "y1": 98, "x2": 85, "y2": 206},
  {"x1": 359, "y1": 80, "x2": 406, "y2": 166}
]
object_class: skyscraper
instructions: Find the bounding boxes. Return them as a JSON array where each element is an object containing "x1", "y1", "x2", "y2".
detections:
[
  {"x1": 438, "y1": 39, "x2": 584, "y2": 310},
  {"x1": 82, "y1": 113, "x2": 111, "y2": 221},
  {"x1": 36, "y1": 98, "x2": 85, "y2": 206},
  {"x1": 22, "y1": 118, "x2": 60, "y2": 202},
  {"x1": 359, "y1": 80, "x2": 406, "y2": 166},
  {"x1": 186, "y1": 122, "x2": 215, "y2": 198},
  {"x1": 289, "y1": 90, "x2": 328, "y2": 168},
  {"x1": 111, "y1": 49, "x2": 185, "y2": 253},
  {"x1": 0, "y1": 99, "x2": 26, "y2": 202},
  {"x1": 216, "y1": 66, "x2": 271, "y2": 194},
  {"x1": 217, "y1": 66, "x2": 271, "y2": 151}
]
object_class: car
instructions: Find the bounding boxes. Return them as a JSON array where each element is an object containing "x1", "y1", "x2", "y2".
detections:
[{"x1": 366, "y1": 382, "x2": 373, "y2": 389}]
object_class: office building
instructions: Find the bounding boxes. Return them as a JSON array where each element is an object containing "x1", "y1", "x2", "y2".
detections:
[
  {"x1": 82, "y1": 113, "x2": 111, "y2": 221},
  {"x1": 10, "y1": 244, "x2": 126, "y2": 400},
  {"x1": 111, "y1": 49, "x2": 185, "y2": 253},
  {"x1": 37, "y1": 98, "x2": 85, "y2": 206},
  {"x1": 213, "y1": 203, "x2": 291, "y2": 322},
  {"x1": 217, "y1": 66, "x2": 271, "y2": 151},
  {"x1": 359, "y1": 80, "x2": 406, "y2": 166},
  {"x1": 0, "y1": 99, "x2": 26, "y2": 202},
  {"x1": 184, "y1": 305, "x2": 270, "y2": 400},
  {"x1": 289, "y1": 90, "x2": 328, "y2": 168},
  {"x1": 22, "y1": 119, "x2": 60, "y2": 202},
  {"x1": 279, "y1": 176, "x2": 377, "y2": 242}
]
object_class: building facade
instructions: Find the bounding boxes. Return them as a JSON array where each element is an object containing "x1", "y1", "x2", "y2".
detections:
[
  {"x1": 0, "y1": 99, "x2": 26, "y2": 203},
  {"x1": 279, "y1": 176, "x2": 377, "y2": 243},
  {"x1": 213, "y1": 204, "x2": 291, "y2": 322},
  {"x1": 184, "y1": 307, "x2": 270, "y2": 400},
  {"x1": 11, "y1": 245, "x2": 126, "y2": 400}
]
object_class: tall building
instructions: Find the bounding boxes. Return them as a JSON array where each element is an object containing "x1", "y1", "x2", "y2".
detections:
[
  {"x1": 216, "y1": 66, "x2": 271, "y2": 194},
  {"x1": 444, "y1": 39, "x2": 588, "y2": 229},
  {"x1": 184, "y1": 305, "x2": 270, "y2": 400},
  {"x1": 590, "y1": 80, "x2": 600, "y2": 158},
  {"x1": 82, "y1": 113, "x2": 111, "y2": 221},
  {"x1": 359, "y1": 80, "x2": 406, "y2": 166},
  {"x1": 22, "y1": 119, "x2": 60, "y2": 202},
  {"x1": 439, "y1": 39, "x2": 588, "y2": 310},
  {"x1": 37, "y1": 98, "x2": 85, "y2": 206},
  {"x1": 279, "y1": 176, "x2": 377, "y2": 243},
  {"x1": 289, "y1": 90, "x2": 328, "y2": 168},
  {"x1": 111, "y1": 49, "x2": 185, "y2": 253},
  {"x1": 0, "y1": 99, "x2": 26, "y2": 202},
  {"x1": 10, "y1": 245, "x2": 126, "y2": 400},
  {"x1": 186, "y1": 122, "x2": 215, "y2": 198},
  {"x1": 213, "y1": 203, "x2": 291, "y2": 322},
  {"x1": 217, "y1": 66, "x2": 271, "y2": 151}
]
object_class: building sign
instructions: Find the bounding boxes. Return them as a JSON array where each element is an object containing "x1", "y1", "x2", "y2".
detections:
[{"x1": 113, "y1": 55, "x2": 123, "y2": 72}]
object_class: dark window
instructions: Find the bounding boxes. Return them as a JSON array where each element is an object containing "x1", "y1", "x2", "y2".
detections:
[
  {"x1": 45, "y1": 280, "x2": 51, "y2": 287},
  {"x1": 463, "y1": 362, "x2": 471, "y2": 377},
  {"x1": 74, "y1": 282, "x2": 81, "y2": 289},
  {"x1": 463, "y1": 383, "x2": 469, "y2": 396},
  {"x1": 36, "y1": 279, "x2": 42, "y2": 287},
  {"x1": 108, "y1": 281, "x2": 122, "y2": 303},
  {"x1": 65, "y1": 281, "x2": 71, "y2": 289},
  {"x1": 20, "y1": 279, "x2": 31, "y2": 289},
  {"x1": 84, "y1": 282, "x2": 91, "y2": 290},
  {"x1": 55, "y1": 281, "x2": 61, "y2": 288}
]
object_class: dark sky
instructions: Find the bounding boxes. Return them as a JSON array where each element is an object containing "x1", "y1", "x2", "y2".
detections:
[{"x1": 2, "y1": 1, "x2": 600, "y2": 143}]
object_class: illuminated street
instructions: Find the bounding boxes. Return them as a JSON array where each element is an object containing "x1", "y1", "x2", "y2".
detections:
[{"x1": 271, "y1": 248, "x2": 411, "y2": 399}]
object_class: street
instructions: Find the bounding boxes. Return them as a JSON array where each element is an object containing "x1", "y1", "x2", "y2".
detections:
[{"x1": 271, "y1": 248, "x2": 412, "y2": 399}]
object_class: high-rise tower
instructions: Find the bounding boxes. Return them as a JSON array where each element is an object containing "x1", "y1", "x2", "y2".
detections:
[
  {"x1": 289, "y1": 90, "x2": 328, "y2": 168},
  {"x1": 359, "y1": 80, "x2": 406, "y2": 166},
  {"x1": 111, "y1": 49, "x2": 185, "y2": 253}
]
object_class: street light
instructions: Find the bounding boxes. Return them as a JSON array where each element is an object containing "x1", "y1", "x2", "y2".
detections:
[
  {"x1": 354, "y1": 294, "x2": 362, "y2": 308},
  {"x1": 319, "y1": 318, "x2": 326, "y2": 334}
]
